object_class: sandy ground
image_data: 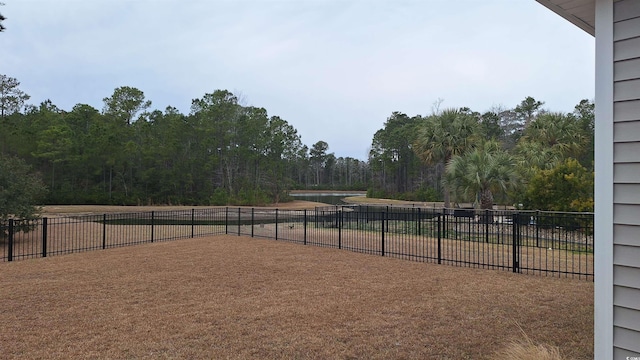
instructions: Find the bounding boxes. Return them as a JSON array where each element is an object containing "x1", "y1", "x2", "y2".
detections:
[{"x1": 0, "y1": 235, "x2": 593, "y2": 359}]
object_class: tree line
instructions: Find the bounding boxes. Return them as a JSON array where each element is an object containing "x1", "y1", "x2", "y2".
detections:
[
  {"x1": 0, "y1": 75, "x2": 368, "y2": 206},
  {"x1": 1, "y1": 73, "x2": 594, "y2": 211}
]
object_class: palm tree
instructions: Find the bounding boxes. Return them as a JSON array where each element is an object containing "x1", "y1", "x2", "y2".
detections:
[
  {"x1": 521, "y1": 112, "x2": 585, "y2": 160},
  {"x1": 414, "y1": 108, "x2": 479, "y2": 208},
  {"x1": 514, "y1": 112, "x2": 587, "y2": 185},
  {"x1": 443, "y1": 141, "x2": 518, "y2": 210},
  {"x1": 513, "y1": 140, "x2": 559, "y2": 179}
]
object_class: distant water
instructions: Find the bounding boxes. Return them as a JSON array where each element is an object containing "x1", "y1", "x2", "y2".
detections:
[{"x1": 289, "y1": 192, "x2": 365, "y2": 205}]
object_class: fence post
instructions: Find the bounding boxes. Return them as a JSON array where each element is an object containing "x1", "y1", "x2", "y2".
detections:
[
  {"x1": 8, "y1": 219, "x2": 14, "y2": 262},
  {"x1": 443, "y1": 208, "x2": 448, "y2": 239},
  {"x1": 385, "y1": 206, "x2": 389, "y2": 233},
  {"x1": 366, "y1": 205, "x2": 369, "y2": 224},
  {"x1": 304, "y1": 209, "x2": 307, "y2": 245},
  {"x1": 402, "y1": 208, "x2": 415, "y2": 235},
  {"x1": 338, "y1": 210, "x2": 342, "y2": 250},
  {"x1": 485, "y1": 209, "x2": 489, "y2": 244},
  {"x1": 225, "y1": 207, "x2": 229, "y2": 235},
  {"x1": 535, "y1": 210, "x2": 540, "y2": 248},
  {"x1": 417, "y1": 208, "x2": 421, "y2": 236},
  {"x1": 42, "y1": 217, "x2": 48, "y2": 257},
  {"x1": 381, "y1": 210, "x2": 385, "y2": 257},
  {"x1": 102, "y1": 214, "x2": 107, "y2": 250},
  {"x1": 512, "y1": 213, "x2": 520, "y2": 273},
  {"x1": 275, "y1": 209, "x2": 279, "y2": 240},
  {"x1": 251, "y1": 208, "x2": 255, "y2": 238},
  {"x1": 151, "y1": 211, "x2": 155, "y2": 243},
  {"x1": 437, "y1": 214, "x2": 442, "y2": 264},
  {"x1": 191, "y1": 209, "x2": 195, "y2": 238},
  {"x1": 238, "y1": 208, "x2": 241, "y2": 236}
]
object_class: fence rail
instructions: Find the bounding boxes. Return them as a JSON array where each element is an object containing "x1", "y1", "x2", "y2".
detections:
[{"x1": 0, "y1": 206, "x2": 594, "y2": 280}]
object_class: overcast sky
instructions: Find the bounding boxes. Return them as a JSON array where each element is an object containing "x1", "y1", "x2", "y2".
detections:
[{"x1": 2, "y1": 0, "x2": 595, "y2": 160}]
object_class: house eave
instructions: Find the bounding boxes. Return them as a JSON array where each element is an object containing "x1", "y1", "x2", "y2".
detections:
[{"x1": 535, "y1": 0, "x2": 596, "y2": 36}]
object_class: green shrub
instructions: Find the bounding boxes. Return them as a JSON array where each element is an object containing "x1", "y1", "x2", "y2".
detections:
[
  {"x1": 0, "y1": 155, "x2": 47, "y2": 235},
  {"x1": 210, "y1": 188, "x2": 229, "y2": 206},
  {"x1": 523, "y1": 158, "x2": 593, "y2": 212}
]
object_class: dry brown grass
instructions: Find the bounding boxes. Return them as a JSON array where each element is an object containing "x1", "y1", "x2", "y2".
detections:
[
  {"x1": 0, "y1": 235, "x2": 592, "y2": 359},
  {"x1": 250, "y1": 223, "x2": 594, "y2": 280},
  {"x1": 493, "y1": 325, "x2": 565, "y2": 360},
  {"x1": 494, "y1": 341, "x2": 565, "y2": 360}
]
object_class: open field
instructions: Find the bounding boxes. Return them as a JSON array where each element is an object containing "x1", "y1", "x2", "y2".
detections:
[
  {"x1": 41, "y1": 200, "x2": 327, "y2": 216},
  {"x1": 0, "y1": 235, "x2": 593, "y2": 359}
]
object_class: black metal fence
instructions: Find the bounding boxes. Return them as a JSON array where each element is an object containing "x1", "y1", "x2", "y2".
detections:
[{"x1": 0, "y1": 206, "x2": 594, "y2": 280}]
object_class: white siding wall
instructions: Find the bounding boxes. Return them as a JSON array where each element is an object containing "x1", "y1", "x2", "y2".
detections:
[{"x1": 613, "y1": 0, "x2": 640, "y2": 356}]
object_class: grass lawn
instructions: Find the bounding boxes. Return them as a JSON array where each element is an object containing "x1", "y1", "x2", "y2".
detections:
[{"x1": 0, "y1": 235, "x2": 593, "y2": 359}]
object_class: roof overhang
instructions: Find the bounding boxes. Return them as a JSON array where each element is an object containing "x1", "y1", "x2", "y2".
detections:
[{"x1": 535, "y1": 0, "x2": 596, "y2": 36}]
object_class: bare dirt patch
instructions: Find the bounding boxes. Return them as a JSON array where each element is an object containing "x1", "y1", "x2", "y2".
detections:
[{"x1": 0, "y1": 235, "x2": 593, "y2": 359}]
